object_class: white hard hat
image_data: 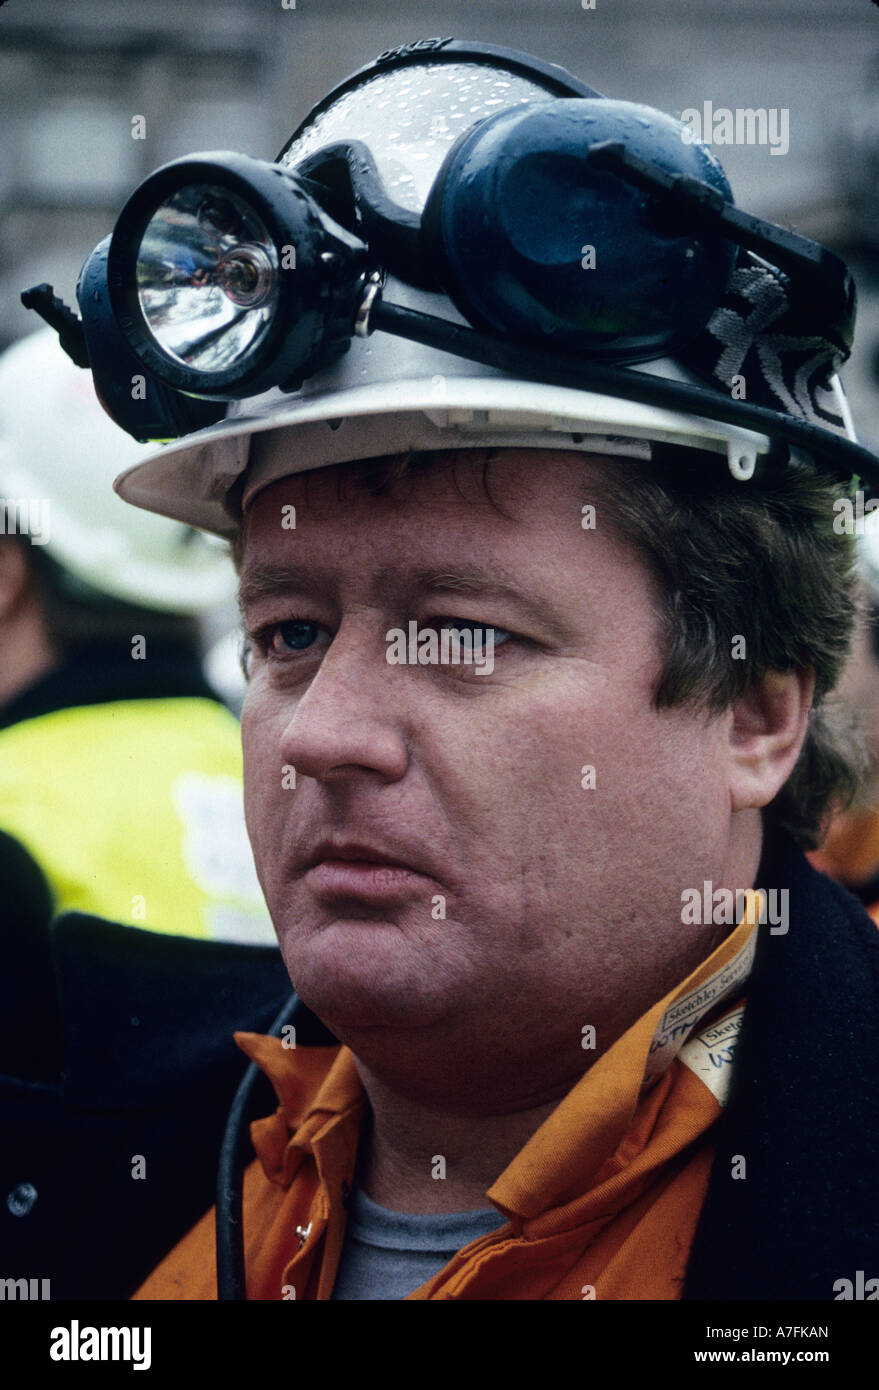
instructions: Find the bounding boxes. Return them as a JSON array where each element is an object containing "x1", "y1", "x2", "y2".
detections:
[
  {"x1": 114, "y1": 273, "x2": 780, "y2": 540},
  {"x1": 0, "y1": 327, "x2": 236, "y2": 611},
  {"x1": 110, "y1": 44, "x2": 862, "y2": 537}
]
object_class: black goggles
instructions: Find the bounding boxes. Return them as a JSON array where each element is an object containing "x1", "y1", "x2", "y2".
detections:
[{"x1": 21, "y1": 38, "x2": 878, "y2": 490}]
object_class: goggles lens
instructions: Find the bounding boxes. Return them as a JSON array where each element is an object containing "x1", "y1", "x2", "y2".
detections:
[
  {"x1": 136, "y1": 183, "x2": 280, "y2": 373},
  {"x1": 281, "y1": 61, "x2": 558, "y2": 212}
]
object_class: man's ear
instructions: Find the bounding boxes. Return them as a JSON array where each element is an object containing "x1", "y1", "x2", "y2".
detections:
[{"x1": 728, "y1": 667, "x2": 816, "y2": 813}]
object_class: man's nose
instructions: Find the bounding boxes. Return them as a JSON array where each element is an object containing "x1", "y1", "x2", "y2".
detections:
[{"x1": 278, "y1": 621, "x2": 409, "y2": 784}]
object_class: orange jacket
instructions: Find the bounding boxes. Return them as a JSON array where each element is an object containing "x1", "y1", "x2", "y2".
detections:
[{"x1": 135, "y1": 916, "x2": 756, "y2": 1301}]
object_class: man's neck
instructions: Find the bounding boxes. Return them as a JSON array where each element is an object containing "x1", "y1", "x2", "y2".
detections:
[{"x1": 353, "y1": 1062, "x2": 563, "y2": 1213}]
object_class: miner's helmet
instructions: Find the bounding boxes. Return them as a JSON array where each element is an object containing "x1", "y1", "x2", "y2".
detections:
[{"x1": 21, "y1": 38, "x2": 875, "y2": 537}]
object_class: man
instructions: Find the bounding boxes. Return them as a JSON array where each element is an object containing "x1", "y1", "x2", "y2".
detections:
[{"x1": 31, "y1": 39, "x2": 878, "y2": 1299}]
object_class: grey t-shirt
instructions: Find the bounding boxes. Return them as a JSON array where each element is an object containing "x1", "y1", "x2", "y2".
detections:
[{"x1": 330, "y1": 1185, "x2": 507, "y2": 1300}]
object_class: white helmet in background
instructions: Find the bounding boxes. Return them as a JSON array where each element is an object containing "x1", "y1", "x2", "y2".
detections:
[{"x1": 0, "y1": 327, "x2": 235, "y2": 612}]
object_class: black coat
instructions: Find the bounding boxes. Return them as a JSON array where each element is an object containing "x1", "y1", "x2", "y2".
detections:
[
  {"x1": 0, "y1": 906, "x2": 328, "y2": 1301},
  {"x1": 684, "y1": 830, "x2": 879, "y2": 1299}
]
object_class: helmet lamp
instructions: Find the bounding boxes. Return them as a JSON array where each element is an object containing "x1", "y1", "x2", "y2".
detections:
[{"x1": 105, "y1": 151, "x2": 374, "y2": 398}]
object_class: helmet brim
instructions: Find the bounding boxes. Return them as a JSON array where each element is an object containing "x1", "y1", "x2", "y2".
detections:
[{"x1": 114, "y1": 368, "x2": 771, "y2": 539}]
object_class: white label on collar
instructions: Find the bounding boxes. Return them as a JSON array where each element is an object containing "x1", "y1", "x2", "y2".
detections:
[
  {"x1": 677, "y1": 1005, "x2": 747, "y2": 1106},
  {"x1": 643, "y1": 928, "x2": 756, "y2": 1084}
]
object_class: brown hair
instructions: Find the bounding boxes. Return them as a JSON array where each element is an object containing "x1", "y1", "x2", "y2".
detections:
[{"x1": 582, "y1": 445, "x2": 864, "y2": 848}]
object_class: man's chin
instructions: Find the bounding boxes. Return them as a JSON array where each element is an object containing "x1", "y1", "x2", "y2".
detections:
[{"x1": 277, "y1": 918, "x2": 454, "y2": 1033}]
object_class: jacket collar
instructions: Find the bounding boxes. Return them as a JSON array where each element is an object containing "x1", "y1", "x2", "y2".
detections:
[{"x1": 237, "y1": 904, "x2": 760, "y2": 1224}]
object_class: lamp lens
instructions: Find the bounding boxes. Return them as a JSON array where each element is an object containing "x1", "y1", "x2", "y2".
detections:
[{"x1": 135, "y1": 183, "x2": 280, "y2": 373}]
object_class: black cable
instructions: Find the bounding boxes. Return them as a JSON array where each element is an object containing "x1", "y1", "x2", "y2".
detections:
[
  {"x1": 215, "y1": 991, "x2": 302, "y2": 1301},
  {"x1": 372, "y1": 300, "x2": 879, "y2": 491}
]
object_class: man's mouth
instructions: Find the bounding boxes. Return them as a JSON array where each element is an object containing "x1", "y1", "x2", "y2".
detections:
[{"x1": 302, "y1": 839, "x2": 437, "y2": 904}]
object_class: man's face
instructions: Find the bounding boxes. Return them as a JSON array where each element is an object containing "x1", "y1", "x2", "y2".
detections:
[{"x1": 239, "y1": 449, "x2": 734, "y2": 1100}]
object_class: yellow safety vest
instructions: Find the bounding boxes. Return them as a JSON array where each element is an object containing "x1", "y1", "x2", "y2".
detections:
[{"x1": 0, "y1": 698, "x2": 276, "y2": 943}]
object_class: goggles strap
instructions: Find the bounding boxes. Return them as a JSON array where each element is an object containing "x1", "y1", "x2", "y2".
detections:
[
  {"x1": 679, "y1": 249, "x2": 848, "y2": 432},
  {"x1": 369, "y1": 297, "x2": 879, "y2": 490}
]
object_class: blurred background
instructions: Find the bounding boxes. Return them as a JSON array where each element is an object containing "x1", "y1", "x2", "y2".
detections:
[{"x1": 1, "y1": 0, "x2": 879, "y2": 444}]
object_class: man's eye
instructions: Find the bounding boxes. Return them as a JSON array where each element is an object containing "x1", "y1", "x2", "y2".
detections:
[{"x1": 266, "y1": 620, "x2": 331, "y2": 656}]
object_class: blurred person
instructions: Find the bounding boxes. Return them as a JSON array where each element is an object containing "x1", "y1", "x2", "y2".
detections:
[
  {"x1": 0, "y1": 328, "x2": 274, "y2": 941},
  {"x1": 809, "y1": 516, "x2": 879, "y2": 920},
  {"x1": 29, "y1": 40, "x2": 879, "y2": 1302},
  {"x1": 0, "y1": 329, "x2": 291, "y2": 1302}
]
